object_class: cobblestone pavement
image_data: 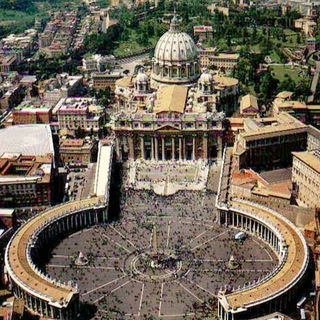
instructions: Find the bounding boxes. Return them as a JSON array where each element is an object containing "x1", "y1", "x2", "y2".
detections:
[{"x1": 46, "y1": 191, "x2": 278, "y2": 319}]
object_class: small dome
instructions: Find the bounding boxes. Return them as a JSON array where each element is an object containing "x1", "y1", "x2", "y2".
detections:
[
  {"x1": 199, "y1": 69, "x2": 213, "y2": 84},
  {"x1": 135, "y1": 68, "x2": 149, "y2": 83}
]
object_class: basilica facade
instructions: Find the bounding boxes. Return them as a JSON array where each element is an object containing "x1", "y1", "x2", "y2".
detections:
[{"x1": 109, "y1": 16, "x2": 239, "y2": 162}]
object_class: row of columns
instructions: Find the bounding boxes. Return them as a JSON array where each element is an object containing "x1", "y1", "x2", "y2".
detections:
[
  {"x1": 222, "y1": 211, "x2": 282, "y2": 255},
  {"x1": 10, "y1": 207, "x2": 108, "y2": 320},
  {"x1": 140, "y1": 136, "x2": 197, "y2": 161},
  {"x1": 116, "y1": 134, "x2": 223, "y2": 161},
  {"x1": 11, "y1": 281, "x2": 79, "y2": 319},
  {"x1": 153, "y1": 61, "x2": 199, "y2": 79},
  {"x1": 217, "y1": 209, "x2": 286, "y2": 320},
  {"x1": 39, "y1": 208, "x2": 107, "y2": 248},
  {"x1": 138, "y1": 135, "x2": 222, "y2": 161}
]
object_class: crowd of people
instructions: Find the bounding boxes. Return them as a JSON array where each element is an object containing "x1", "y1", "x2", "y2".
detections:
[
  {"x1": 125, "y1": 160, "x2": 210, "y2": 195},
  {"x1": 44, "y1": 182, "x2": 277, "y2": 319}
]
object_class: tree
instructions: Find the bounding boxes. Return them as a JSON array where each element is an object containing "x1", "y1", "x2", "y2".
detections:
[
  {"x1": 75, "y1": 127, "x2": 86, "y2": 139},
  {"x1": 258, "y1": 71, "x2": 279, "y2": 101},
  {"x1": 292, "y1": 78, "x2": 311, "y2": 100},
  {"x1": 234, "y1": 58, "x2": 254, "y2": 85}
]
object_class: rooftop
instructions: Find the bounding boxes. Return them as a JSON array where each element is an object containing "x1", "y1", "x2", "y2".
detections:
[
  {"x1": 154, "y1": 85, "x2": 188, "y2": 114},
  {"x1": 292, "y1": 150, "x2": 320, "y2": 174},
  {"x1": 94, "y1": 143, "x2": 112, "y2": 197},
  {"x1": 6, "y1": 197, "x2": 104, "y2": 306},
  {"x1": 240, "y1": 113, "x2": 307, "y2": 141},
  {"x1": 0, "y1": 125, "x2": 54, "y2": 158},
  {"x1": 240, "y1": 94, "x2": 258, "y2": 112},
  {"x1": 222, "y1": 200, "x2": 308, "y2": 311},
  {"x1": 213, "y1": 75, "x2": 238, "y2": 87}
]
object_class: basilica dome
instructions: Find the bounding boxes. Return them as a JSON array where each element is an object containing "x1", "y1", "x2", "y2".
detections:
[
  {"x1": 154, "y1": 17, "x2": 198, "y2": 63},
  {"x1": 151, "y1": 15, "x2": 200, "y2": 87}
]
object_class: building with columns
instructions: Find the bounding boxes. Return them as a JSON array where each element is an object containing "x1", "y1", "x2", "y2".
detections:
[
  {"x1": 292, "y1": 150, "x2": 320, "y2": 208},
  {"x1": 110, "y1": 16, "x2": 239, "y2": 162},
  {"x1": 110, "y1": 70, "x2": 225, "y2": 161}
]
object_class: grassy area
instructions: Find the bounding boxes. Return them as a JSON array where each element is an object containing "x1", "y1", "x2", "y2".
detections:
[
  {"x1": 216, "y1": 26, "x2": 302, "y2": 56},
  {"x1": 0, "y1": 10, "x2": 35, "y2": 31},
  {"x1": 113, "y1": 31, "x2": 158, "y2": 57},
  {"x1": 269, "y1": 65, "x2": 306, "y2": 83},
  {"x1": 269, "y1": 50, "x2": 281, "y2": 63}
]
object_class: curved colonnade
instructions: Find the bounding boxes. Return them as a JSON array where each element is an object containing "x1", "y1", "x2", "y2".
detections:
[
  {"x1": 217, "y1": 198, "x2": 309, "y2": 320},
  {"x1": 4, "y1": 183, "x2": 309, "y2": 319},
  {"x1": 5, "y1": 197, "x2": 107, "y2": 320}
]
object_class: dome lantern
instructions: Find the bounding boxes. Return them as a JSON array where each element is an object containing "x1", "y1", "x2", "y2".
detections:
[
  {"x1": 134, "y1": 68, "x2": 150, "y2": 93},
  {"x1": 198, "y1": 69, "x2": 213, "y2": 94}
]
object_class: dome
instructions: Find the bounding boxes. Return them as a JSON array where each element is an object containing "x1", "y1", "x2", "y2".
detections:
[
  {"x1": 154, "y1": 23, "x2": 198, "y2": 63},
  {"x1": 151, "y1": 15, "x2": 200, "y2": 87}
]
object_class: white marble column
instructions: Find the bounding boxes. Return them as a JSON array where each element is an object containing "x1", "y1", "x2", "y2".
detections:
[
  {"x1": 140, "y1": 137, "x2": 145, "y2": 160},
  {"x1": 192, "y1": 137, "x2": 196, "y2": 160},
  {"x1": 179, "y1": 138, "x2": 182, "y2": 161},
  {"x1": 151, "y1": 137, "x2": 155, "y2": 160},
  {"x1": 115, "y1": 137, "x2": 121, "y2": 160},
  {"x1": 162, "y1": 137, "x2": 165, "y2": 161},
  {"x1": 172, "y1": 137, "x2": 175, "y2": 161},
  {"x1": 155, "y1": 137, "x2": 159, "y2": 161}
]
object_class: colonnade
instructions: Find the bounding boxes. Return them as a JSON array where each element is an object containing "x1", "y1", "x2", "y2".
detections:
[
  {"x1": 223, "y1": 210, "x2": 283, "y2": 255},
  {"x1": 216, "y1": 199, "x2": 309, "y2": 320},
  {"x1": 36, "y1": 208, "x2": 107, "y2": 248},
  {"x1": 116, "y1": 134, "x2": 223, "y2": 161},
  {"x1": 6, "y1": 203, "x2": 108, "y2": 320},
  {"x1": 217, "y1": 208, "x2": 286, "y2": 320},
  {"x1": 11, "y1": 282, "x2": 79, "y2": 319},
  {"x1": 152, "y1": 60, "x2": 199, "y2": 81}
]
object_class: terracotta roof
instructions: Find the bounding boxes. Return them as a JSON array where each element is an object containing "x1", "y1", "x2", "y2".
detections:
[
  {"x1": 60, "y1": 139, "x2": 84, "y2": 147},
  {"x1": 115, "y1": 76, "x2": 133, "y2": 88},
  {"x1": 213, "y1": 75, "x2": 238, "y2": 87},
  {"x1": 240, "y1": 94, "x2": 258, "y2": 112},
  {"x1": 154, "y1": 85, "x2": 188, "y2": 114}
]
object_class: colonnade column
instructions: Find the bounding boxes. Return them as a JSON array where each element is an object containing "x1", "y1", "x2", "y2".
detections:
[
  {"x1": 162, "y1": 137, "x2": 165, "y2": 161},
  {"x1": 172, "y1": 138, "x2": 175, "y2": 161},
  {"x1": 128, "y1": 136, "x2": 134, "y2": 160},
  {"x1": 115, "y1": 137, "x2": 121, "y2": 160},
  {"x1": 155, "y1": 137, "x2": 159, "y2": 161},
  {"x1": 202, "y1": 135, "x2": 208, "y2": 159},
  {"x1": 179, "y1": 138, "x2": 182, "y2": 161},
  {"x1": 192, "y1": 137, "x2": 196, "y2": 160},
  {"x1": 151, "y1": 138, "x2": 155, "y2": 160},
  {"x1": 140, "y1": 136, "x2": 145, "y2": 160}
]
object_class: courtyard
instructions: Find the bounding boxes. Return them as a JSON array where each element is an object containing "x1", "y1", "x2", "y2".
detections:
[
  {"x1": 46, "y1": 190, "x2": 278, "y2": 319},
  {"x1": 125, "y1": 160, "x2": 211, "y2": 195}
]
